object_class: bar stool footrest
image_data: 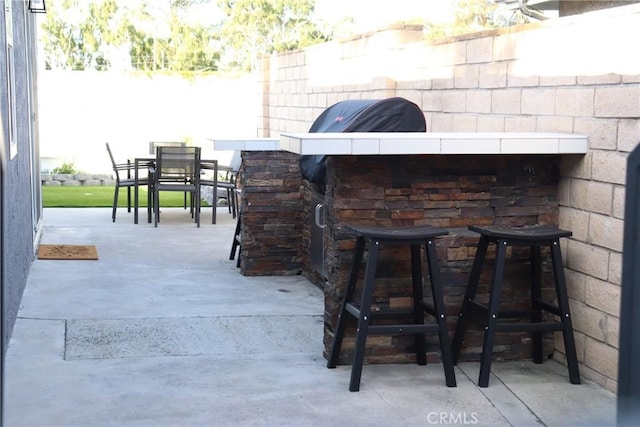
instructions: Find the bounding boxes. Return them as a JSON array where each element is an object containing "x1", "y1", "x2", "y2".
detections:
[
  {"x1": 368, "y1": 324, "x2": 441, "y2": 335},
  {"x1": 494, "y1": 322, "x2": 565, "y2": 333}
]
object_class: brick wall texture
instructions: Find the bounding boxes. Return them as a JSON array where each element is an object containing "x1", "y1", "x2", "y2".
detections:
[{"x1": 252, "y1": 4, "x2": 640, "y2": 392}]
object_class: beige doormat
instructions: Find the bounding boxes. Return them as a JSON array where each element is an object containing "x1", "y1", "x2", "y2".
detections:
[{"x1": 38, "y1": 244, "x2": 99, "y2": 260}]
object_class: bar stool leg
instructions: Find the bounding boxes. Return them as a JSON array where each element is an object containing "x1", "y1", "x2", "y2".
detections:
[
  {"x1": 531, "y1": 245, "x2": 544, "y2": 364},
  {"x1": 327, "y1": 237, "x2": 366, "y2": 369},
  {"x1": 147, "y1": 183, "x2": 153, "y2": 224},
  {"x1": 410, "y1": 243, "x2": 427, "y2": 365},
  {"x1": 550, "y1": 239, "x2": 581, "y2": 384},
  {"x1": 230, "y1": 214, "x2": 241, "y2": 260},
  {"x1": 478, "y1": 239, "x2": 508, "y2": 388},
  {"x1": 349, "y1": 239, "x2": 380, "y2": 391},
  {"x1": 425, "y1": 237, "x2": 457, "y2": 387},
  {"x1": 452, "y1": 235, "x2": 490, "y2": 363}
]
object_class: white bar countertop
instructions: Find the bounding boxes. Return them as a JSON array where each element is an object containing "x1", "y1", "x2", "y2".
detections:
[
  {"x1": 211, "y1": 132, "x2": 588, "y2": 155},
  {"x1": 209, "y1": 137, "x2": 280, "y2": 151},
  {"x1": 280, "y1": 132, "x2": 588, "y2": 155}
]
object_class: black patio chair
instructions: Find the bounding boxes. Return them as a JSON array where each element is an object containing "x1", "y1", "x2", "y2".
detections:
[
  {"x1": 150, "y1": 141, "x2": 188, "y2": 208},
  {"x1": 152, "y1": 146, "x2": 202, "y2": 227},
  {"x1": 105, "y1": 142, "x2": 152, "y2": 222}
]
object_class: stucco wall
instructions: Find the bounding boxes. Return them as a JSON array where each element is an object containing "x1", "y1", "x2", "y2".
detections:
[
  {"x1": 1, "y1": 2, "x2": 39, "y2": 352},
  {"x1": 256, "y1": 4, "x2": 640, "y2": 392}
]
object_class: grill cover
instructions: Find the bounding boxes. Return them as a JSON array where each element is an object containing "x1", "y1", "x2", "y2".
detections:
[{"x1": 300, "y1": 97, "x2": 426, "y2": 192}]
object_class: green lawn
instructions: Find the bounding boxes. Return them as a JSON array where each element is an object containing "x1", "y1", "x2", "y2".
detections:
[{"x1": 43, "y1": 186, "x2": 211, "y2": 208}]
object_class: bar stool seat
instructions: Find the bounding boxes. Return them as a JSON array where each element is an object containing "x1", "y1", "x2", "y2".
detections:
[
  {"x1": 327, "y1": 224, "x2": 457, "y2": 391},
  {"x1": 451, "y1": 224, "x2": 581, "y2": 387}
]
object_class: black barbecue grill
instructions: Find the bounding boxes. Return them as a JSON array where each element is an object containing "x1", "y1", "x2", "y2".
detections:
[
  {"x1": 302, "y1": 97, "x2": 427, "y2": 278},
  {"x1": 300, "y1": 97, "x2": 426, "y2": 193}
]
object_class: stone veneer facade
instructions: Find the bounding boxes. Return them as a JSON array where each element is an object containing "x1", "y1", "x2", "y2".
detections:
[
  {"x1": 241, "y1": 4, "x2": 639, "y2": 392},
  {"x1": 238, "y1": 150, "x2": 303, "y2": 275},
  {"x1": 321, "y1": 154, "x2": 564, "y2": 365}
]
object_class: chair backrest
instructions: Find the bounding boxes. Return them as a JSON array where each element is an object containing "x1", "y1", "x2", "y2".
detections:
[
  {"x1": 105, "y1": 142, "x2": 117, "y2": 169},
  {"x1": 105, "y1": 142, "x2": 127, "y2": 181},
  {"x1": 149, "y1": 141, "x2": 186, "y2": 155},
  {"x1": 155, "y1": 146, "x2": 201, "y2": 183}
]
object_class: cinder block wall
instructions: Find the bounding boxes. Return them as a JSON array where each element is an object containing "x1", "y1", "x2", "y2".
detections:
[{"x1": 257, "y1": 4, "x2": 640, "y2": 392}]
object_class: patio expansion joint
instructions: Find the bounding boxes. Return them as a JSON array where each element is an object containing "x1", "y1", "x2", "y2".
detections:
[{"x1": 458, "y1": 364, "x2": 544, "y2": 426}]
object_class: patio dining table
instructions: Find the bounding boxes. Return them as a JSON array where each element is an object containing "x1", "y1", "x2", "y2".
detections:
[{"x1": 132, "y1": 156, "x2": 218, "y2": 225}]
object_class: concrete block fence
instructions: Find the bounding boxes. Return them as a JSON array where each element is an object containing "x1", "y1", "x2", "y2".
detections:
[{"x1": 41, "y1": 174, "x2": 115, "y2": 187}]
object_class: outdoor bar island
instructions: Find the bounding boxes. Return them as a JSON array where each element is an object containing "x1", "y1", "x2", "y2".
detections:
[{"x1": 212, "y1": 132, "x2": 588, "y2": 366}]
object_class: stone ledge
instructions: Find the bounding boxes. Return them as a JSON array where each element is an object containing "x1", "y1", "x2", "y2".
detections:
[{"x1": 41, "y1": 174, "x2": 114, "y2": 187}]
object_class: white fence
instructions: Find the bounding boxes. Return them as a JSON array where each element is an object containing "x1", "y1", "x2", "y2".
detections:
[{"x1": 38, "y1": 71, "x2": 259, "y2": 174}]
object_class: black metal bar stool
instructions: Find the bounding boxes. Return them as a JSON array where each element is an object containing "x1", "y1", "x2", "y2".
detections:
[
  {"x1": 451, "y1": 224, "x2": 581, "y2": 388},
  {"x1": 327, "y1": 225, "x2": 457, "y2": 392},
  {"x1": 229, "y1": 211, "x2": 241, "y2": 268},
  {"x1": 229, "y1": 189, "x2": 242, "y2": 268}
]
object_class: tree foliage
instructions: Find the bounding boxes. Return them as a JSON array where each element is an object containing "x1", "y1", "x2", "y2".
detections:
[
  {"x1": 40, "y1": 0, "x2": 327, "y2": 73},
  {"x1": 41, "y1": 0, "x2": 124, "y2": 70},
  {"x1": 216, "y1": 0, "x2": 328, "y2": 71},
  {"x1": 123, "y1": 0, "x2": 221, "y2": 72},
  {"x1": 419, "y1": 0, "x2": 525, "y2": 41},
  {"x1": 41, "y1": 0, "x2": 223, "y2": 72}
]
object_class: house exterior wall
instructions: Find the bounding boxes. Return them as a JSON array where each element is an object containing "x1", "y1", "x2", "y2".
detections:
[
  {"x1": 256, "y1": 4, "x2": 640, "y2": 392},
  {"x1": 1, "y1": 2, "x2": 41, "y2": 350}
]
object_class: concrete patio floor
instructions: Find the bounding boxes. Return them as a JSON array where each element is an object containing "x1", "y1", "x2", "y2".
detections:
[{"x1": 4, "y1": 208, "x2": 617, "y2": 426}]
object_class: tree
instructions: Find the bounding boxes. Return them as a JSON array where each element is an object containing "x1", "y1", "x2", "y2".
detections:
[
  {"x1": 452, "y1": 0, "x2": 498, "y2": 30},
  {"x1": 40, "y1": 0, "x2": 222, "y2": 73},
  {"x1": 41, "y1": 0, "x2": 124, "y2": 70},
  {"x1": 216, "y1": 0, "x2": 329, "y2": 72},
  {"x1": 124, "y1": 0, "x2": 221, "y2": 72},
  {"x1": 422, "y1": 0, "x2": 501, "y2": 39}
]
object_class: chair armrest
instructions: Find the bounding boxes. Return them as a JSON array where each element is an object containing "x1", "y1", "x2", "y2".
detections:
[{"x1": 113, "y1": 163, "x2": 135, "y2": 171}]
